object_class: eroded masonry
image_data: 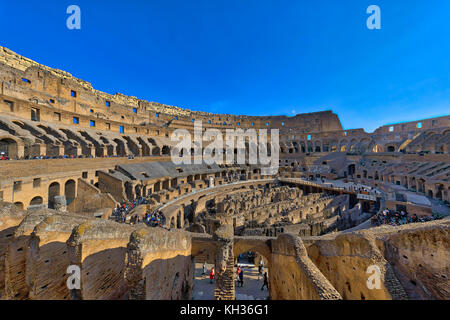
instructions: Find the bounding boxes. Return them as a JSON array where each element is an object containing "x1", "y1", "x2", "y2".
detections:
[{"x1": 0, "y1": 46, "x2": 449, "y2": 300}]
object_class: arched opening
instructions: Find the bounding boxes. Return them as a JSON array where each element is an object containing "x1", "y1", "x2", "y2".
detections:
[
  {"x1": 14, "y1": 202, "x2": 23, "y2": 209},
  {"x1": 64, "y1": 179, "x2": 76, "y2": 204},
  {"x1": 177, "y1": 210, "x2": 183, "y2": 228},
  {"x1": 48, "y1": 182, "x2": 60, "y2": 209},
  {"x1": 152, "y1": 146, "x2": 160, "y2": 155},
  {"x1": 125, "y1": 182, "x2": 134, "y2": 201},
  {"x1": 162, "y1": 145, "x2": 170, "y2": 155},
  {"x1": 135, "y1": 184, "x2": 142, "y2": 198},
  {"x1": 418, "y1": 179, "x2": 425, "y2": 193},
  {"x1": 30, "y1": 196, "x2": 43, "y2": 206},
  {"x1": 435, "y1": 184, "x2": 444, "y2": 200},
  {"x1": 0, "y1": 137, "x2": 19, "y2": 159},
  {"x1": 348, "y1": 164, "x2": 356, "y2": 176},
  {"x1": 233, "y1": 245, "x2": 271, "y2": 300},
  {"x1": 386, "y1": 145, "x2": 395, "y2": 152}
]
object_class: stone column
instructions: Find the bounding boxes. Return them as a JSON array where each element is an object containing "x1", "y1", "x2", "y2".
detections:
[
  {"x1": 213, "y1": 223, "x2": 235, "y2": 300},
  {"x1": 53, "y1": 195, "x2": 67, "y2": 212}
]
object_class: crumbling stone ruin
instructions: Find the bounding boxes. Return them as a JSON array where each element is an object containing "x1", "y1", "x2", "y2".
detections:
[{"x1": 0, "y1": 46, "x2": 448, "y2": 300}]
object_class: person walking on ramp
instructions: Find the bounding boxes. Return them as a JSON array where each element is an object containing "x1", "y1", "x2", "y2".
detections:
[{"x1": 261, "y1": 272, "x2": 268, "y2": 290}]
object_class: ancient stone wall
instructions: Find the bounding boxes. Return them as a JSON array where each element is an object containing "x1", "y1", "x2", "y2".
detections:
[
  {"x1": 0, "y1": 199, "x2": 448, "y2": 300},
  {"x1": 26, "y1": 213, "x2": 90, "y2": 299},
  {"x1": 67, "y1": 178, "x2": 117, "y2": 218},
  {"x1": 269, "y1": 233, "x2": 341, "y2": 300},
  {"x1": 375, "y1": 220, "x2": 449, "y2": 299},
  {"x1": 304, "y1": 220, "x2": 448, "y2": 300},
  {"x1": 306, "y1": 232, "x2": 400, "y2": 300},
  {"x1": 213, "y1": 223, "x2": 235, "y2": 300},
  {"x1": 4, "y1": 208, "x2": 55, "y2": 299},
  {"x1": 66, "y1": 219, "x2": 136, "y2": 300},
  {"x1": 124, "y1": 228, "x2": 193, "y2": 300},
  {"x1": 0, "y1": 202, "x2": 27, "y2": 298}
]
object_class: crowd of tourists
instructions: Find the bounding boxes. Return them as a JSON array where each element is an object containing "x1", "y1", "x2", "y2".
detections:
[
  {"x1": 143, "y1": 209, "x2": 166, "y2": 227},
  {"x1": 371, "y1": 208, "x2": 436, "y2": 226},
  {"x1": 112, "y1": 196, "x2": 166, "y2": 228},
  {"x1": 0, "y1": 152, "x2": 145, "y2": 161}
]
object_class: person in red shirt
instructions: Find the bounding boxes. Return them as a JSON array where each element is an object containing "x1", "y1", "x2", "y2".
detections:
[
  {"x1": 209, "y1": 267, "x2": 215, "y2": 284},
  {"x1": 236, "y1": 266, "x2": 242, "y2": 287}
]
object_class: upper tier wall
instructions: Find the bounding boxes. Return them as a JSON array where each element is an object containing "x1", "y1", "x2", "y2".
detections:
[{"x1": 0, "y1": 46, "x2": 343, "y2": 133}]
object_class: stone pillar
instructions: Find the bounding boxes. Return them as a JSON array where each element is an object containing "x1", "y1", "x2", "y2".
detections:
[
  {"x1": 57, "y1": 145, "x2": 64, "y2": 156},
  {"x1": 89, "y1": 146, "x2": 95, "y2": 157},
  {"x1": 213, "y1": 223, "x2": 235, "y2": 300},
  {"x1": 38, "y1": 143, "x2": 46, "y2": 156},
  {"x1": 53, "y1": 195, "x2": 67, "y2": 212},
  {"x1": 16, "y1": 144, "x2": 24, "y2": 159},
  {"x1": 75, "y1": 145, "x2": 81, "y2": 157}
]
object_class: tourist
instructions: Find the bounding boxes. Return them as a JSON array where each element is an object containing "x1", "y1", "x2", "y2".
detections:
[
  {"x1": 202, "y1": 262, "x2": 206, "y2": 276},
  {"x1": 261, "y1": 272, "x2": 268, "y2": 291},
  {"x1": 209, "y1": 267, "x2": 215, "y2": 284},
  {"x1": 238, "y1": 268, "x2": 244, "y2": 287},
  {"x1": 236, "y1": 265, "x2": 241, "y2": 286}
]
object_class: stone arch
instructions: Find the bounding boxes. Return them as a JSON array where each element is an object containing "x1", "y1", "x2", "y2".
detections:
[
  {"x1": 152, "y1": 146, "x2": 160, "y2": 155},
  {"x1": 177, "y1": 210, "x2": 183, "y2": 228},
  {"x1": 64, "y1": 179, "x2": 76, "y2": 204},
  {"x1": 435, "y1": 184, "x2": 444, "y2": 200},
  {"x1": 48, "y1": 182, "x2": 60, "y2": 208},
  {"x1": 233, "y1": 237, "x2": 272, "y2": 266},
  {"x1": 14, "y1": 202, "x2": 24, "y2": 209},
  {"x1": 135, "y1": 184, "x2": 142, "y2": 198},
  {"x1": 30, "y1": 196, "x2": 43, "y2": 206},
  {"x1": 162, "y1": 145, "x2": 170, "y2": 155},
  {"x1": 385, "y1": 144, "x2": 396, "y2": 152},
  {"x1": 0, "y1": 135, "x2": 24, "y2": 159}
]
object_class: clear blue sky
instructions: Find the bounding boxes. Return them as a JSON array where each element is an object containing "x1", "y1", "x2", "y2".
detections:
[{"x1": 1, "y1": 0, "x2": 449, "y2": 132}]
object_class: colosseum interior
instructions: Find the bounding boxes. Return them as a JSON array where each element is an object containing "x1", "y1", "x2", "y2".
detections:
[{"x1": 0, "y1": 45, "x2": 448, "y2": 301}]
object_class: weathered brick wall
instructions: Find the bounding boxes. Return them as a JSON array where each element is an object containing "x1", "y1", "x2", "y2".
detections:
[
  {"x1": 270, "y1": 233, "x2": 341, "y2": 300},
  {"x1": 124, "y1": 228, "x2": 193, "y2": 300},
  {"x1": 66, "y1": 219, "x2": 136, "y2": 300},
  {"x1": 379, "y1": 220, "x2": 449, "y2": 300},
  {"x1": 26, "y1": 213, "x2": 89, "y2": 299},
  {"x1": 0, "y1": 202, "x2": 27, "y2": 298},
  {"x1": 67, "y1": 178, "x2": 117, "y2": 217},
  {"x1": 213, "y1": 223, "x2": 235, "y2": 300}
]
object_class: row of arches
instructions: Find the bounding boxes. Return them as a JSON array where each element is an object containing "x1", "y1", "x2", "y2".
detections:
[
  {"x1": 14, "y1": 179, "x2": 77, "y2": 209},
  {"x1": 279, "y1": 138, "x2": 376, "y2": 154}
]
